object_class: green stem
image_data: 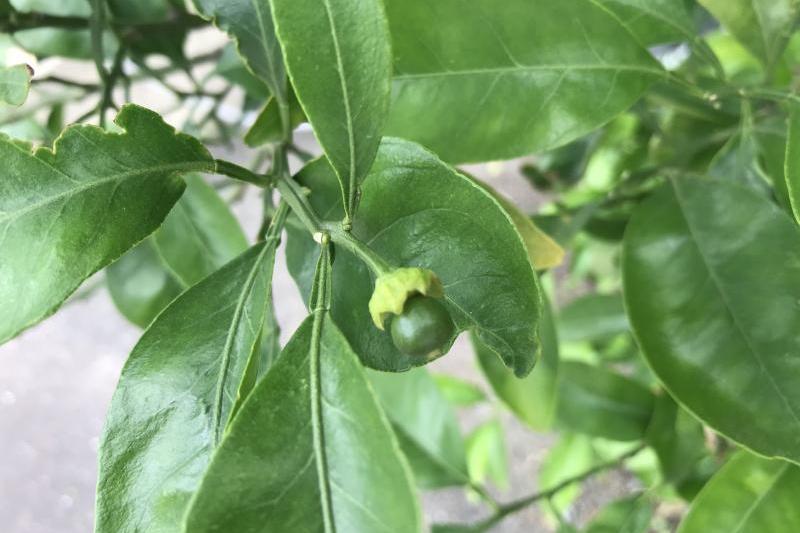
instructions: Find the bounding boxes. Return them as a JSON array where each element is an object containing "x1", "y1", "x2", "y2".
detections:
[
  {"x1": 88, "y1": 0, "x2": 109, "y2": 126},
  {"x1": 213, "y1": 159, "x2": 269, "y2": 187},
  {"x1": 322, "y1": 223, "x2": 392, "y2": 276}
]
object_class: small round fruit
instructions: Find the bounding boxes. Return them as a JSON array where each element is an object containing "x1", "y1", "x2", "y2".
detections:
[{"x1": 390, "y1": 295, "x2": 455, "y2": 358}]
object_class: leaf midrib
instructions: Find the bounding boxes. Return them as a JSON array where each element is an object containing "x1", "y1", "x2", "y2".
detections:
[
  {"x1": 0, "y1": 159, "x2": 213, "y2": 226},
  {"x1": 211, "y1": 243, "x2": 272, "y2": 444},
  {"x1": 319, "y1": 0, "x2": 357, "y2": 213},
  {"x1": 394, "y1": 63, "x2": 665, "y2": 81}
]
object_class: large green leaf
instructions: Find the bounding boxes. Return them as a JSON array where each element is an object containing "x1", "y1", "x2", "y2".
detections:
[
  {"x1": 183, "y1": 316, "x2": 422, "y2": 532},
  {"x1": 555, "y1": 361, "x2": 655, "y2": 441},
  {"x1": 153, "y1": 175, "x2": 248, "y2": 287},
  {"x1": 0, "y1": 64, "x2": 31, "y2": 106},
  {"x1": 192, "y1": 0, "x2": 285, "y2": 102},
  {"x1": 623, "y1": 177, "x2": 800, "y2": 464},
  {"x1": 698, "y1": 0, "x2": 800, "y2": 70},
  {"x1": 96, "y1": 243, "x2": 281, "y2": 533},
  {"x1": 475, "y1": 294, "x2": 558, "y2": 430},
  {"x1": 678, "y1": 452, "x2": 800, "y2": 533},
  {"x1": 106, "y1": 239, "x2": 183, "y2": 328},
  {"x1": 271, "y1": 0, "x2": 392, "y2": 218},
  {"x1": 0, "y1": 104, "x2": 215, "y2": 344},
  {"x1": 286, "y1": 138, "x2": 543, "y2": 375},
  {"x1": 368, "y1": 368, "x2": 469, "y2": 489},
  {"x1": 383, "y1": 0, "x2": 663, "y2": 163}
]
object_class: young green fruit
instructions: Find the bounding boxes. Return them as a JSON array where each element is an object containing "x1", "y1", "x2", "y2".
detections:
[{"x1": 390, "y1": 295, "x2": 455, "y2": 359}]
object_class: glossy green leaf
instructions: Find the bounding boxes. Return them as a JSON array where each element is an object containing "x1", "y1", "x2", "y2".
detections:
[
  {"x1": 369, "y1": 368, "x2": 469, "y2": 489},
  {"x1": 286, "y1": 138, "x2": 543, "y2": 375},
  {"x1": 0, "y1": 104, "x2": 215, "y2": 344},
  {"x1": 678, "y1": 452, "x2": 800, "y2": 533},
  {"x1": 432, "y1": 374, "x2": 486, "y2": 407},
  {"x1": 555, "y1": 362, "x2": 655, "y2": 441},
  {"x1": 383, "y1": 0, "x2": 663, "y2": 163},
  {"x1": 271, "y1": 0, "x2": 392, "y2": 218},
  {"x1": 183, "y1": 315, "x2": 422, "y2": 533},
  {"x1": 0, "y1": 64, "x2": 31, "y2": 106},
  {"x1": 153, "y1": 175, "x2": 248, "y2": 287},
  {"x1": 584, "y1": 496, "x2": 653, "y2": 533},
  {"x1": 475, "y1": 295, "x2": 558, "y2": 430},
  {"x1": 465, "y1": 419, "x2": 509, "y2": 489},
  {"x1": 106, "y1": 239, "x2": 183, "y2": 328},
  {"x1": 698, "y1": 0, "x2": 799, "y2": 69},
  {"x1": 192, "y1": 0, "x2": 285, "y2": 102},
  {"x1": 623, "y1": 177, "x2": 800, "y2": 464},
  {"x1": 96, "y1": 242, "x2": 281, "y2": 533},
  {"x1": 557, "y1": 293, "x2": 628, "y2": 343},
  {"x1": 785, "y1": 104, "x2": 800, "y2": 225}
]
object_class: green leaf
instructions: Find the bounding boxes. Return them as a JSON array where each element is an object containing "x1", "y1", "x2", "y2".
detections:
[
  {"x1": 475, "y1": 294, "x2": 559, "y2": 430},
  {"x1": 13, "y1": 28, "x2": 116, "y2": 60},
  {"x1": 153, "y1": 175, "x2": 248, "y2": 287},
  {"x1": 96, "y1": 243, "x2": 281, "y2": 532},
  {"x1": 432, "y1": 374, "x2": 486, "y2": 407},
  {"x1": 474, "y1": 178, "x2": 564, "y2": 269},
  {"x1": 106, "y1": 239, "x2": 183, "y2": 328},
  {"x1": 0, "y1": 104, "x2": 215, "y2": 344},
  {"x1": 595, "y1": 0, "x2": 722, "y2": 73},
  {"x1": 369, "y1": 368, "x2": 469, "y2": 489},
  {"x1": 785, "y1": 104, "x2": 800, "y2": 225},
  {"x1": 383, "y1": 0, "x2": 663, "y2": 163},
  {"x1": 678, "y1": 452, "x2": 800, "y2": 533},
  {"x1": 0, "y1": 64, "x2": 31, "y2": 106},
  {"x1": 623, "y1": 177, "x2": 800, "y2": 464},
  {"x1": 286, "y1": 138, "x2": 543, "y2": 376},
  {"x1": 183, "y1": 315, "x2": 422, "y2": 533},
  {"x1": 708, "y1": 121, "x2": 771, "y2": 196},
  {"x1": 214, "y1": 43, "x2": 270, "y2": 100},
  {"x1": 271, "y1": 0, "x2": 392, "y2": 218},
  {"x1": 555, "y1": 361, "x2": 655, "y2": 441},
  {"x1": 465, "y1": 419, "x2": 509, "y2": 489},
  {"x1": 192, "y1": 0, "x2": 285, "y2": 102},
  {"x1": 584, "y1": 496, "x2": 653, "y2": 533},
  {"x1": 557, "y1": 293, "x2": 628, "y2": 343},
  {"x1": 244, "y1": 92, "x2": 305, "y2": 147},
  {"x1": 596, "y1": 0, "x2": 695, "y2": 45},
  {"x1": 644, "y1": 394, "x2": 708, "y2": 487},
  {"x1": 698, "y1": 0, "x2": 800, "y2": 69},
  {"x1": 10, "y1": 0, "x2": 89, "y2": 16},
  {"x1": 538, "y1": 433, "x2": 596, "y2": 515}
]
